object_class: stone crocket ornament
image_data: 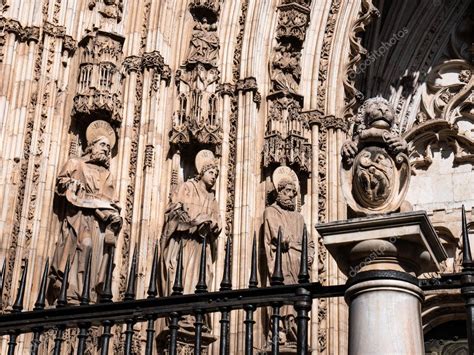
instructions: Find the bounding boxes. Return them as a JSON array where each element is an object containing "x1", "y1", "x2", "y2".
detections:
[{"x1": 341, "y1": 97, "x2": 411, "y2": 215}]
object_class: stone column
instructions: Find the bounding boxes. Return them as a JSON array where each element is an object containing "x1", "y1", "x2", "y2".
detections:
[{"x1": 317, "y1": 211, "x2": 447, "y2": 355}]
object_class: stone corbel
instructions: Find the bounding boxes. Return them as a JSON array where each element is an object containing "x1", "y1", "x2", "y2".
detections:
[
  {"x1": 122, "y1": 55, "x2": 142, "y2": 75},
  {"x1": 0, "y1": 17, "x2": 40, "y2": 43},
  {"x1": 217, "y1": 82, "x2": 235, "y2": 97},
  {"x1": 42, "y1": 21, "x2": 66, "y2": 38},
  {"x1": 276, "y1": 2, "x2": 311, "y2": 44},
  {"x1": 236, "y1": 77, "x2": 261, "y2": 105},
  {"x1": 62, "y1": 35, "x2": 77, "y2": 57}
]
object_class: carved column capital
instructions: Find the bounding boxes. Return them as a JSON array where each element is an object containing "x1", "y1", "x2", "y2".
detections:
[
  {"x1": 217, "y1": 82, "x2": 235, "y2": 97},
  {"x1": 43, "y1": 21, "x2": 66, "y2": 38},
  {"x1": 142, "y1": 50, "x2": 165, "y2": 71},
  {"x1": 236, "y1": 77, "x2": 261, "y2": 104},
  {"x1": 308, "y1": 114, "x2": 350, "y2": 132},
  {"x1": 123, "y1": 55, "x2": 142, "y2": 74},
  {"x1": 62, "y1": 35, "x2": 77, "y2": 56}
]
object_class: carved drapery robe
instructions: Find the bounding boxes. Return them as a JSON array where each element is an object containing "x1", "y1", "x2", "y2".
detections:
[
  {"x1": 159, "y1": 179, "x2": 221, "y2": 331},
  {"x1": 187, "y1": 22, "x2": 219, "y2": 65},
  {"x1": 50, "y1": 157, "x2": 120, "y2": 303},
  {"x1": 264, "y1": 203, "x2": 314, "y2": 345}
]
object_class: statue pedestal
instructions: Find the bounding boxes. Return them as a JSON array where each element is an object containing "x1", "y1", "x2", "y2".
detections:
[{"x1": 317, "y1": 211, "x2": 447, "y2": 355}]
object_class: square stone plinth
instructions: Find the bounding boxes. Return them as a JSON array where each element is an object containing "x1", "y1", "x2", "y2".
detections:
[{"x1": 316, "y1": 211, "x2": 448, "y2": 277}]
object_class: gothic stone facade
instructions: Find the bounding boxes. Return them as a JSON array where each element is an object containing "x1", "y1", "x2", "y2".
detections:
[{"x1": 0, "y1": 0, "x2": 473, "y2": 353}]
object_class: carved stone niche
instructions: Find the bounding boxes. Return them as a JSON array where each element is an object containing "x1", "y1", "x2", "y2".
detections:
[
  {"x1": 263, "y1": 93, "x2": 311, "y2": 173},
  {"x1": 276, "y1": 2, "x2": 311, "y2": 45},
  {"x1": 189, "y1": 0, "x2": 220, "y2": 24},
  {"x1": 72, "y1": 31, "x2": 125, "y2": 126},
  {"x1": 341, "y1": 97, "x2": 411, "y2": 215},
  {"x1": 170, "y1": 64, "x2": 222, "y2": 152}
]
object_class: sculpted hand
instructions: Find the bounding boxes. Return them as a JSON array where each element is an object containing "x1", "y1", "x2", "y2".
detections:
[
  {"x1": 69, "y1": 179, "x2": 85, "y2": 194},
  {"x1": 386, "y1": 135, "x2": 407, "y2": 153},
  {"x1": 197, "y1": 221, "x2": 211, "y2": 239},
  {"x1": 341, "y1": 140, "x2": 358, "y2": 160}
]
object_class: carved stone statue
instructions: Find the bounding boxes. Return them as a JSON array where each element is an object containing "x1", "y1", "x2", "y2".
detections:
[
  {"x1": 341, "y1": 97, "x2": 411, "y2": 215},
  {"x1": 159, "y1": 150, "x2": 221, "y2": 332},
  {"x1": 187, "y1": 17, "x2": 220, "y2": 66},
  {"x1": 269, "y1": 42, "x2": 301, "y2": 95},
  {"x1": 263, "y1": 166, "x2": 314, "y2": 350},
  {"x1": 49, "y1": 120, "x2": 122, "y2": 303}
]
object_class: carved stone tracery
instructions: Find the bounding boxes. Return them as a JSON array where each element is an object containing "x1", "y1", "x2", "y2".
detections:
[
  {"x1": 72, "y1": 31, "x2": 125, "y2": 126},
  {"x1": 170, "y1": 3, "x2": 223, "y2": 152},
  {"x1": 264, "y1": 1, "x2": 312, "y2": 175}
]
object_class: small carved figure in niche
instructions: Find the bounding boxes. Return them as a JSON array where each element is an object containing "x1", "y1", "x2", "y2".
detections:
[
  {"x1": 269, "y1": 42, "x2": 301, "y2": 95},
  {"x1": 187, "y1": 17, "x2": 220, "y2": 66},
  {"x1": 340, "y1": 97, "x2": 411, "y2": 214},
  {"x1": 264, "y1": 166, "x2": 314, "y2": 349},
  {"x1": 49, "y1": 120, "x2": 122, "y2": 303},
  {"x1": 159, "y1": 150, "x2": 221, "y2": 334}
]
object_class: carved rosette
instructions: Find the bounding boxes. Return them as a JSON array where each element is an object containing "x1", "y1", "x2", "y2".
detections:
[{"x1": 72, "y1": 31, "x2": 125, "y2": 126}]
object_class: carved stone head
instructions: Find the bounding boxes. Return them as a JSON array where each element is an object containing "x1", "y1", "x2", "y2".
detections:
[
  {"x1": 357, "y1": 97, "x2": 396, "y2": 131},
  {"x1": 272, "y1": 166, "x2": 299, "y2": 211}
]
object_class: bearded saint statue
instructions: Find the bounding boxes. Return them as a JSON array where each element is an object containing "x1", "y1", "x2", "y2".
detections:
[
  {"x1": 264, "y1": 166, "x2": 314, "y2": 349},
  {"x1": 49, "y1": 120, "x2": 122, "y2": 303}
]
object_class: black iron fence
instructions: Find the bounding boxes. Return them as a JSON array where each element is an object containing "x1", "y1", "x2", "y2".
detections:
[{"x1": 0, "y1": 208, "x2": 473, "y2": 354}]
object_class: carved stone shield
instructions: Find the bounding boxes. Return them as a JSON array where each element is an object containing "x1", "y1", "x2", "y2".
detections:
[{"x1": 342, "y1": 146, "x2": 410, "y2": 215}]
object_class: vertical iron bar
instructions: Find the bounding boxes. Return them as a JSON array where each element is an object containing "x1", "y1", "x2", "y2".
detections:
[
  {"x1": 76, "y1": 327, "x2": 89, "y2": 355},
  {"x1": 194, "y1": 233, "x2": 208, "y2": 354},
  {"x1": 52, "y1": 327, "x2": 64, "y2": 355},
  {"x1": 295, "y1": 288, "x2": 311, "y2": 355},
  {"x1": 100, "y1": 321, "x2": 113, "y2": 355},
  {"x1": 100, "y1": 247, "x2": 115, "y2": 355},
  {"x1": 124, "y1": 322, "x2": 134, "y2": 355},
  {"x1": 124, "y1": 247, "x2": 138, "y2": 355},
  {"x1": 195, "y1": 237, "x2": 208, "y2": 293},
  {"x1": 7, "y1": 333, "x2": 17, "y2": 355},
  {"x1": 219, "y1": 236, "x2": 232, "y2": 355},
  {"x1": 12, "y1": 259, "x2": 28, "y2": 312},
  {"x1": 0, "y1": 258, "x2": 5, "y2": 297},
  {"x1": 461, "y1": 205, "x2": 474, "y2": 354},
  {"x1": 271, "y1": 227, "x2": 284, "y2": 285},
  {"x1": 77, "y1": 250, "x2": 92, "y2": 355},
  {"x1": 169, "y1": 240, "x2": 183, "y2": 355},
  {"x1": 30, "y1": 332, "x2": 42, "y2": 355},
  {"x1": 56, "y1": 256, "x2": 70, "y2": 308},
  {"x1": 298, "y1": 224, "x2": 309, "y2": 284},
  {"x1": 145, "y1": 244, "x2": 159, "y2": 355},
  {"x1": 31, "y1": 258, "x2": 49, "y2": 355},
  {"x1": 54, "y1": 257, "x2": 69, "y2": 355},
  {"x1": 271, "y1": 305, "x2": 280, "y2": 355},
  {"x1": 145, "y1": 317, "x2": 156, "y2": 355},
  {"x1": 295, "y1": 224, "x2": 311, "y2": 354},
  {"x1": 244, "y1": 233, "x2": 258, "y2": 355},
  {"x1": 9, "y1": 258, "x2": 28, "y2": 355},
  {"x1": 270, "y1": 228, "x2": 283, "y2": 355},
  {"x1": 194, "y1": 311, "x2": 204, "y2": 355},
  {"x1": 169, "y1": 313, "x2": 179, "y2": 355},
  {"x1": 244, "y1": 305, "x2": 255, "y2": 355}
]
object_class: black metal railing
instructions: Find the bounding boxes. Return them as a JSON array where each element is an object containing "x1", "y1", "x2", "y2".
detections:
[{"x1": 0, "y1": 210, "x2": 473, "y2": 354}]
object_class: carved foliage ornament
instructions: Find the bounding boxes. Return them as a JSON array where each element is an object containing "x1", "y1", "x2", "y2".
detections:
[{"x1": 341, "y1": 97, "x2": 411, "y2": 214}]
